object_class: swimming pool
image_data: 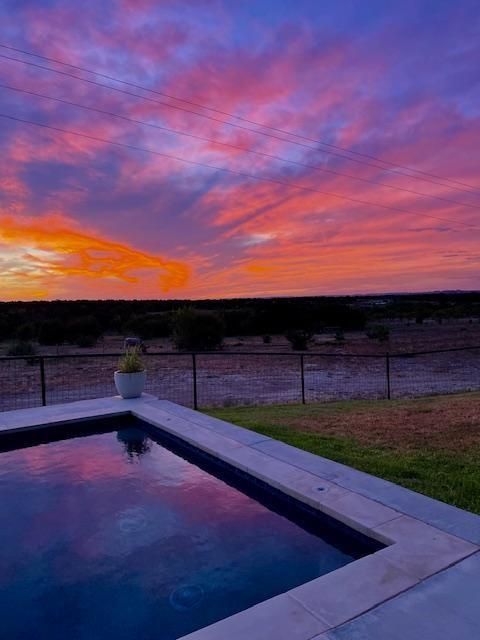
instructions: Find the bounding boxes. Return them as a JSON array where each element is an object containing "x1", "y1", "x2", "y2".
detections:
[{"x1": 0, "y1": 415, "x2": 380, "y2": 639}]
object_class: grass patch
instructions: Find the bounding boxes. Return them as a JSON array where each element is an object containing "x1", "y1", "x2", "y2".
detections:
[{"x1": 205, "y1": 393, "x2": 480, "y2": 514}]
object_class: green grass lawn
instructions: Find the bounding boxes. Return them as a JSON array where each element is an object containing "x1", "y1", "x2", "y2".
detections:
[{"x1": 205, "y1": 393, "x2": 480, "y2": 514}]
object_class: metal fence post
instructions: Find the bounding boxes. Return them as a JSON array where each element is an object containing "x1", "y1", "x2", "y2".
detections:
[
  {"x1": 39, "y1": 357, "x2": 47, "y2": 406},
  {"x1": 192, "y1": 353, "x2": 198, "y2": 410},
  {"x1": 300, "y1": 354, "x2": 306, "y2": 404},
  {"x1": 386, "y1": 352, "x2": 391, "y2": 400}
]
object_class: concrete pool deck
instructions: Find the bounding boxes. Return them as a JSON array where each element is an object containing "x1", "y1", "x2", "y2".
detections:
[{"x1": 1, "y1": 395, "x2": 479, "y2": 639}]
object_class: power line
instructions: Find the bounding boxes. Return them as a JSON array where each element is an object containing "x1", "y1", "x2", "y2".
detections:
[
  {"x1": 1, "y1": 111, "x2": 477, "y2": 231},
  {"x1": 0, "y1": 41, "x2": 477, "y2": 194},
  {"x1": 2, "y1": 81, "x2": 478, "y2": 212},
  {"x1": 1, "y1": 49, "x2": 478, "y2": 198}
]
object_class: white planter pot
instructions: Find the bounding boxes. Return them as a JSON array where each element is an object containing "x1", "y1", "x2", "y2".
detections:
[{"x1": 114, "y1": 370, "x2": 146, "y2": 399}]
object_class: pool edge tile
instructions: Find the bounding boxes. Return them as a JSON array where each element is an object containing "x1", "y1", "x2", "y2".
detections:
[
  {"x1": 177, "y1": 591, "x2": 329, "y2": 640},
  {"x1": 289, "y1": 552, "x2": 419, "y2": 629}
]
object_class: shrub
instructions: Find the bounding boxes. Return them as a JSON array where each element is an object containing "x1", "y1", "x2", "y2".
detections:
[
  {"x1": 76, "y1": 335, "x2": 97, "y2": 348},
  {"x1": 7, "y1": 341, "x2": 37, "y2": 357},
  {"x1": 117, "y1": 347, "x2": 145, "y2": 373},
  {"x1": 286, "y1": 329, "x2": 313, "y2": 351},
  {"x1": 172, "y1": 308, "x2": 224, "y2": 351},
  {"x1": 262, "y1": 335, "x2": 272, "y2": 344},
  {"x1": 335, "y1": 329, "x2": 345, "y2": 343},
  {"x1": 366, "y1": 325, "x2": 390, "y2": 342}
]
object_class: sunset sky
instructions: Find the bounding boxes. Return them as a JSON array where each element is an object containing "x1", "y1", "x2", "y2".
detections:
[{"x1": 0, "y1": 0, "x2": 479, "y2": 300}]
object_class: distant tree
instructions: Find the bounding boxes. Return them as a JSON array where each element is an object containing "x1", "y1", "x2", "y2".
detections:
[
  {"x1": 0, "y1": 314, "x2": 17, "y2": 341},
  {"x1": 286, "y1": 329, "x2": 313, "y2": 351},
  {"x1": 324, "y1": 305, "x2": 366, "y2": 331},
  {"x1": 172, "y1": 308, "x2": 224, "y2": 351},
  {"x1": 222, "y1": 308, "x2": 256, "y2": 336},
  {"x1": 38, "y1": 320, "x2": 65, "y2": 346},
  {"x1": 16, "y1": 323, "x2": 36, "y2": 341},
  {"x1": 65, "y1": 316, "x2": 102, "y2": 346},
  {"x1": 124, "y1": 314, "x2": 171, "y2": 340}
]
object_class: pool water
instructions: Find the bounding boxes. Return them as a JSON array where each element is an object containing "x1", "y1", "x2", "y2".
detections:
[{"x1": 0, "y1": 419, "x2": 375, "y2": 639}]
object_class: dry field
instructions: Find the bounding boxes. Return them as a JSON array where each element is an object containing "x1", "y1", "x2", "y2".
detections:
[{"x1": 231, "y1": 392, "x2": 480, "y2": 453}]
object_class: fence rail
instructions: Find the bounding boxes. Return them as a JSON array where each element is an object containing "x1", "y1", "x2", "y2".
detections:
[{"x1": 1, "y1": 346, "x2": 479, "y2": 412}]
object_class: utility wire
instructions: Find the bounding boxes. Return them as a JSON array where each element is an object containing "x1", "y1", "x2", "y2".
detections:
[
  {"x1": 1, "y1": 50, "x2": 478, "y2": 198},
  {"x1": 2, "y1": 81, "x2": 477, "y2": 212},
  {"x1": 1, "y1": 111, "x2": 477, "y2": 230},
  {"x1": 0, "y1": 41, "x2": 477, "y2": 193}
]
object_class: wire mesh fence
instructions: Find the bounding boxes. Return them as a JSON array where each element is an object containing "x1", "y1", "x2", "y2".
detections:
[
  {"x1": 0, "y1": 356, "x2": 44, "y2": 411},
  {"x1": 43, "y1": 355, "x2": 118, "y2": 406},
  {"x1": 144, "y1": 353, "x2": 194, "y2": 406},
  {"x1": 304, "y1": 355, "x2": 389, "y2": 402},
  {"x1": 0, "y1": 347, "x2": 479, "y2": 412},
  {"x1": 389, "y1": 347, "x2": 480, "y2": 398},
  {"x1": 194, "y1": 354, "x2": 303, "y2": 407}
]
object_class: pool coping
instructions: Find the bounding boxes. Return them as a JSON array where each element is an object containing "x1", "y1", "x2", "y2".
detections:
[{"x1": 1, "y1": 395, "x2": 479, "y2": 640}]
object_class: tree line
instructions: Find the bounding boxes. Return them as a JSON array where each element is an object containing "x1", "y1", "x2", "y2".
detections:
[{"x1": 0, "y1": 292, "x2": 479, "y2": 353}]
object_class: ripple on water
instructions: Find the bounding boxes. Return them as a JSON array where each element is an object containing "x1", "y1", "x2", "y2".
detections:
[
  {"x1": 169, "y1": 584, "x2": 204, "y2": 611},
  {"x1": 118, "y1": 507, "x2": 148, "y2": 533}
]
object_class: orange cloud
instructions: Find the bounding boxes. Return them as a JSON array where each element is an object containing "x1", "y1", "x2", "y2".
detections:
[
  {"x1": 182, "y1": 168, "x2": 480, "y2": 299},
  {"x1": 0, "y1": 214, "x2": 190, "y2": 300}
]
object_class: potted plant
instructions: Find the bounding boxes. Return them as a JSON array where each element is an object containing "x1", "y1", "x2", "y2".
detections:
[{"x1": 114, "y1": 346, "x2": 146, "y2": 399}]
